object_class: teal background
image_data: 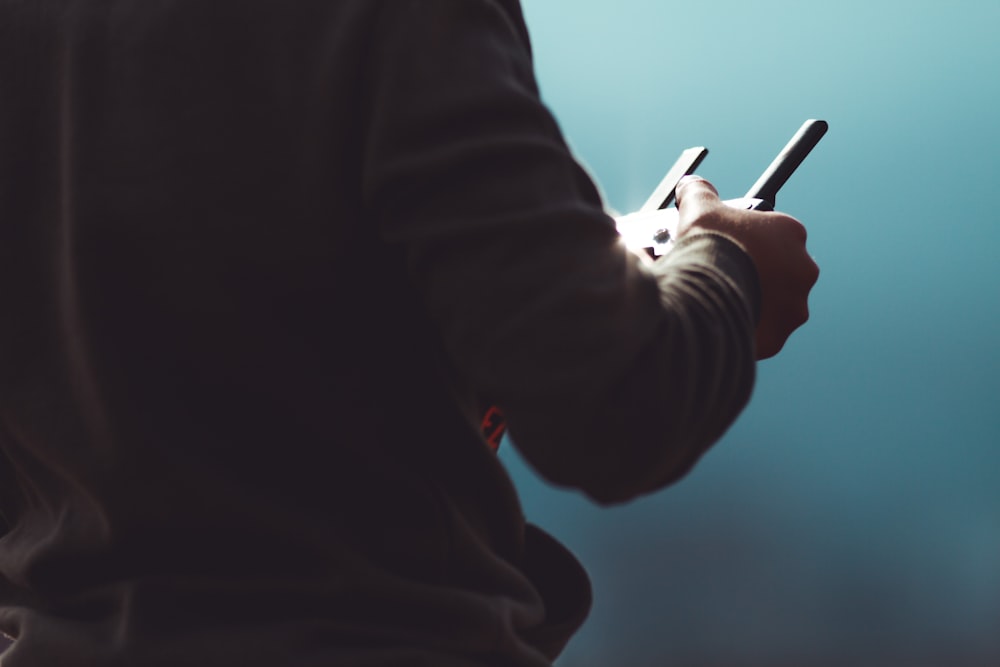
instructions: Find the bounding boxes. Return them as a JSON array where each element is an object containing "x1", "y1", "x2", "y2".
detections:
[{"x1": 503, "y1": 1, "x2": 1000, "y2": 665}]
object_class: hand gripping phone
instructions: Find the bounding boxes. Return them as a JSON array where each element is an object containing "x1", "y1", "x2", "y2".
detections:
[
  {"x1": 480, "y1": 120, "x2": 827, "y2": 452},
  {"x1": 616, "y1": 119, "x2": 828, "y2": 255}
]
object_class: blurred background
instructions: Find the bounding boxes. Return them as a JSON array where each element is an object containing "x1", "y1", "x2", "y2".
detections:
[{"x1": 504, "y1": 1, "x2": 1000, "y2": 665}]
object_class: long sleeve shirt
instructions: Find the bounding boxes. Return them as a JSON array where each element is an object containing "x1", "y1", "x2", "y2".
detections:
[{"x1": 0, "y1": 0, "x2": 759, "y2": 664}]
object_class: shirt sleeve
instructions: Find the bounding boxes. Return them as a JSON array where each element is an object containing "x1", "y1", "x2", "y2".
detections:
[{"x1": 361, "y1": 0, "x2": 759, "y2": 505}]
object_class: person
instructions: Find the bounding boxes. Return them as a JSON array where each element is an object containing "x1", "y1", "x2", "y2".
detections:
[{"x1": 0, "y1": 0, "x2": 817, "y2": 665}]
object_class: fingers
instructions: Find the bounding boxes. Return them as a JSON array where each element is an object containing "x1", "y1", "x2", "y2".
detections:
[
  {"x1": 755, "y1": 331, "x2": 782, "y2": 360},
  {"x1": 754, "y1": 250, "x2": 819, "y2": 360},
  {"x1": 674, "y1": 175, "x2": 721, "y2": 217},
  {"x1": 672, "y1": 174, "x2": 820, "y2": 361},
  {"x1": 675, "y1": 176, "x2": 726, "y2": 239}
]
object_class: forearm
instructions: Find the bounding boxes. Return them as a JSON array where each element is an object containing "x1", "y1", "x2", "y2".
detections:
[
  {"x1": 500, "y1": 232, "x2": 759, "y2": 505},
  {"x1": 362, "y1": 0, "x2": 759, "y2": 504}
]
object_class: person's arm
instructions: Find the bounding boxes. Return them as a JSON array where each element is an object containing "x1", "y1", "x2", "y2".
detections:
[
  {"x1": 361, "y1": 0, "x2": 800, "y2": 504},
  {"x1": 671, "y1": 176, "x2": 819, "y2": 360}
]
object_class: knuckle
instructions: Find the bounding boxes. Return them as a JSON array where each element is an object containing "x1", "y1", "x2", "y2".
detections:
[
  {"x1": 796, "y1": 302, "x2": 810, "y2": 327},
  {"x1": 771, "y1": 213, "x2": 807, "y2": 241},
  {"x1": 798, "y1": 257, "x2": 820, "y2": 287},
  {"x1": 808, "y1": 259, "x2": 820, "y2": 286},
  {"x1": 790, "y1": 218, "x2": 808, "y2": 242},
  {"x1": 675, "y1": 177, "x2": 720, "y2": 210}
]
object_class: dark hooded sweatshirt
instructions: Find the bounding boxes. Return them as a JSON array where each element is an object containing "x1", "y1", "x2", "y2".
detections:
[{"x1": 0, "y1": 0, "x2": 759, "y2": 664}]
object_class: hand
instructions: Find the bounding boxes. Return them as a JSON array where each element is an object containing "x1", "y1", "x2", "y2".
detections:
[{"x1": 674, "y1": 176, "x2": 820, "y2": 360}]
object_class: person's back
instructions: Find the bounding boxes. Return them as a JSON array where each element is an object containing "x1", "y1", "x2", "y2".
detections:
[
  {"x1": 0, "y1": 0, "x2": 813, "y2": 664},
  {"x1": 0, "y1": 0, "x2": 568, "y2": 663}
]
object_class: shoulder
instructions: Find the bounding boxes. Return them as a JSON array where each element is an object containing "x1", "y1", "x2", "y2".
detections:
[{"x1": 375, "y1": 0, "x2": 533, "y2": 53}]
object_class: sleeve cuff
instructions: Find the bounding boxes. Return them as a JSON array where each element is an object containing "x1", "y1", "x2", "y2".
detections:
[{"x1": 668, "y1": 231, "x2": 762, "y2": 325}]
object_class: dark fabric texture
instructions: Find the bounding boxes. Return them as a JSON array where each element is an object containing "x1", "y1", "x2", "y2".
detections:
[{"x1": 0, "y1": 0, "x2": 759, "y2": 664}]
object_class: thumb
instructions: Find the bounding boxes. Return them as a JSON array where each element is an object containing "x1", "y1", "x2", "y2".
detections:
[{"x1": 675, "y1": 175, "x2": 721, "y2": 221}]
